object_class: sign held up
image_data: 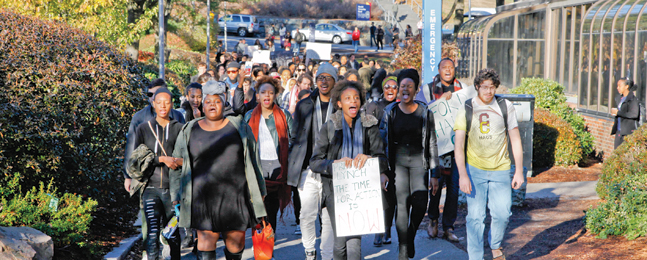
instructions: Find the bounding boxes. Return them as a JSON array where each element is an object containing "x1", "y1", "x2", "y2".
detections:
[
  {"x1": 332, "y1": 158, "x2": 384, "y2": 237},
  {"x1": 428, "y1": 86, "x2": 477, "y2": 155}
]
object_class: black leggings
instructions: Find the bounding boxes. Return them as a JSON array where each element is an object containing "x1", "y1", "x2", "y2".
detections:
[
  {"x1": 142, "y1": 187, "x2": 181, "y2": 260},
  {"x1": 394, "y1": 154, "x2": 428, "y2": 259},
  {"x1": 264, "y1": 190, "x2": 280, "y2": 232}
]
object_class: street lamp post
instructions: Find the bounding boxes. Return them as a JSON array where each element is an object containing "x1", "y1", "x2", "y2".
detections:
[
  {"x1": 224, "y1": 2, "x2": 228, "y2": 52},
  {"x1": 206, "y1": 0, "x2": 210, "y2": 70},
  {"x1": 158, "y1": 0, "x2": 165, "y2": 79}
]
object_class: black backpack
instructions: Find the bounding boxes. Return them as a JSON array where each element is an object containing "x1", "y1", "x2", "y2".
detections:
[
  {"x1": 636, "y1": 102, "x2": 646, "y2": 128},
  {"x1": 465, "y1": 96, "x2": 509, "y2": 136}
]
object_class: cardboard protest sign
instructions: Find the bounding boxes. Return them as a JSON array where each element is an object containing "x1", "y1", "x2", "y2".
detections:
[
  {"x1": 428, "y1": 86, "x2": 477, "y2": 156},
  {"x1": 305, "y1": 42, "x2": 332, "y2": 61},
  {"x1": 332, "y1": 158, "x2": 384, "y2": 237},
  {"x1": 245, "y1": 46, "x2": 260, "y2": 57},
  {"x1": 251, "y1": 50, "x2": 272, "y2": 65}
]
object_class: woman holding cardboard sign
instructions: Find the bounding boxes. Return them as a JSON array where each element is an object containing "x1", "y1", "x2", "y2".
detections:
[
  {"x1": 310, "y1": 80, "x2": 389, "y2": 260},
  {"x1": 379, "y1": 69, "x2": 440, "y2": 260}
]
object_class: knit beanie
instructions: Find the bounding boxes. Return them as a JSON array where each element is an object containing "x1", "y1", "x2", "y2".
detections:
[
  {"x1": 316, "y1": 62, "x2": 338, "y2": 82},
  {"x1": 153, "y1": 87, "x2": 173, "y2": 100}
]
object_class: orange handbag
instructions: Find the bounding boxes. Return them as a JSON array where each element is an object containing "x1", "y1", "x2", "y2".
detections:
[{"x1": 252, "y1": 219, "x2": 275, "y2": 260}]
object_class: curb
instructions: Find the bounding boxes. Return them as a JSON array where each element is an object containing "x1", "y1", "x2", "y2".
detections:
[{"x1": 103, "y1": 233, "x2": 142, "y2": 260}]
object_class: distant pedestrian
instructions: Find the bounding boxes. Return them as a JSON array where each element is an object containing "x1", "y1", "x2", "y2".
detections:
[
  {"x1": 370, "y1": 22, "x2": 376, "y2": 47},
  {"x1": 611, "y1": 78, "x2": 640, "y2": 148},
  {"x1": 376, "y1": 25, "x2": 384, "y2": 51},
  {"x1": 352, "y1": 27, "x2": 361, "y2": 53},
  {"x1": 417, "y1": 19, "x2": 423, "y2": 35},
  {"x1": 348, "y1": 54, "x2": 360, "y2": 70},
  {"x1": 191, "y1": 62, "x2": 207, "y2": 83},
  {"x1": 309, "y1": 23, "x2": 316, "y2": 43},
  {"x1": 279, "y1": 23, "x2": 287, "y2": 48},
  {"x1": 405, "y1": 24, "x2": 413, "y2": 38},
  {"x1": 391, "y1": 25, "x2": 400, "y2": 47},
  {"x1": 294, "y1": 28, "x2": 305, "y2": 56}
]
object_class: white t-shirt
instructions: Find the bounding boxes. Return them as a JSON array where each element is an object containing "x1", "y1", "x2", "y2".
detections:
[{"x1": 454, "y1": 98, "x2": 518, "y2": 171}]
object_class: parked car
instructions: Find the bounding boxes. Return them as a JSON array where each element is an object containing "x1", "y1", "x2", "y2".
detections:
[
  {"x1": 217, "y1": 14, "x2": 259, "y2": 37},
  {"x1": 291, "y1": 24, "x2": 352, "y2": 44}
]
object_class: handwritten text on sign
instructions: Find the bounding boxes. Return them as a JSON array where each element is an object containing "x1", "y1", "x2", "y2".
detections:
[
  {"x1": 332, "y1": 158, "x2": 384, "y2": 237},
  {"x1": 428, "y1": 86, "x2": 477, "y2": 155}
]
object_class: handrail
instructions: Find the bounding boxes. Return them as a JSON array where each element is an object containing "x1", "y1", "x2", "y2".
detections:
[
  {"x1": 372, "y1": 0, "x2": 404, "y2": 30},
  {"x1": 402, "y1": 0, "x2": 423, "y2": 19}
]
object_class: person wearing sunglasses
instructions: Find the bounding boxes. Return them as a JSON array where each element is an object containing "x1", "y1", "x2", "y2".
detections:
[
  {"x1": 224, "y1": 62, "x2": 241, "y2": 103},
  {"x1": 295, "y1": 63, "x2": 308, "y2": 78},
  {"x1": 364, "y1": 75, "x2": 399, "y2": 247}
]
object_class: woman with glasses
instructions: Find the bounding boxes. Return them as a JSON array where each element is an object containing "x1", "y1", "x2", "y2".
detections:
[
  {"x1": 170, "y1": 81, "x2": 267, "y2": 260},
  {"x1": 379, "y1": 69, "x2": 440, "y2": 259},
  {"x1": 365, "y1": 75, "x2": 398, "y2": 247}
]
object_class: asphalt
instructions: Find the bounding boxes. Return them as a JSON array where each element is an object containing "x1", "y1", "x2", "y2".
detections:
[{"x1": 104, "y1": 182, "x2": 599, "y2": 259}]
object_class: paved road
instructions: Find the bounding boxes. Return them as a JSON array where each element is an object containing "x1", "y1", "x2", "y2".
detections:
[
  {"x1": 215, "y1": 34, "x2": 396, "y2": 55},
  {"x1": 176, "y1": 205, "x2": 468, "y2": 260}
]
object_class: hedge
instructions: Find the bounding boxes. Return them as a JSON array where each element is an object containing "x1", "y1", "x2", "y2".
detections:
[
  {"x1": 586, "y1": 124, "x2": 647, "y2": 239},
  {"x1": 533, "y1": 108, "x2": 582, "y2": 168},
  {"x1": 511, "y1": 78, "x2": 594, "y2": 158},
  {"x1": 0, "y1": 10, "x2": 147, "y2": 249}
]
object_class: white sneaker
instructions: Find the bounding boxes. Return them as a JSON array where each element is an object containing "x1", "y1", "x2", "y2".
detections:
[{"x1": 294, "y1": 224, "x2": 302, "y2": 235}]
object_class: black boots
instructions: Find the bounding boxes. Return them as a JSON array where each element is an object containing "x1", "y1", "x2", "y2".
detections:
[
  {"x1": 224, "y1": 247, "x2": 243, "y2": 260},
  {"x1": 196, "y1": 250, "x2": 216, "y2": 260}
]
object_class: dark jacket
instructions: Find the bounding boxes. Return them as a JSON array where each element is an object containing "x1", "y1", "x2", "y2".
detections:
[
  {"x1": 287, "y1": 88, "x2": 336, "y2": 186},
  {"x1": 380, "y1": 101, "x2": 440, "y2": 178},
  {"x1": 611, "y1": 91, "x2": 640, "y2": 136},
  {"x1": 364, "y1": 99, "x2": 394, "y2": 125},
  {"x1": 180, "y1": 101, "x2": 203, "y2": 122},
  {"x1": 124, "y1": 105, "x2": 185, "y2": 178},
  {"x1": 170, "y1": 115, "x2": 267, "y2": 228},
  {"x1": 133, "y1": 118, "x2": 184, "y2": 188},
  {"x1": 415, "y1": 75, "x2": 469, "y2": 105},
  {"x1": 233, "y1": 86, "x2": 257, "y2": 116},
  {"x1": 309, "y1": 110, "x2": 390, "y2": 185}
]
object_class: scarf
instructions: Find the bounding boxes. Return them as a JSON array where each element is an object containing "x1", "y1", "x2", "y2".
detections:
[
  {"x1": 314, "y1": 95, "x2": 333, "y2": 133},
  {"x1": 249, "y1": 104, "x2": 291, "y2": 215},
  {"x1": 341, "y1": 117, "x2": 364, "y2": 159}
]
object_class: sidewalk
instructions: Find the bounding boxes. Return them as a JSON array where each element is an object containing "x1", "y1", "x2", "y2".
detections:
[{"x1": 526, "y1": 181, "x2": 599, "y2": 200}]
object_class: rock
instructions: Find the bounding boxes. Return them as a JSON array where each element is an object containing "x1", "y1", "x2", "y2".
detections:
[{"x1": 0, "y1": 226, "x2": 53, "y2": 260}]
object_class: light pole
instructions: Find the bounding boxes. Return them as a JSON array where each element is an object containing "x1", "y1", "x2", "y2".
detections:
[
  {"x1": 224, "y1": 1, "x2": 228, "y2": 52},
  {"x1": 206, "y1": 0, "x2": 211, "y2": 70},
  {"x1": 158, "y1": 0, "x2": 165, "y2": 79}
]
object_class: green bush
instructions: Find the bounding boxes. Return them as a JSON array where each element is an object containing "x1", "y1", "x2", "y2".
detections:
[
  {"x1": 586, "y1": 124, "x2": 647, "y2": 239},
  {"x1": 533, "y1": 108, "x2": 582, "y2": 168},
  {"x1": 511, "y1": 78, "x2": 594, "y2": 157},
  {"x1": 166, "y1": 59, "x2": 198, "y2": 88},
  {"x1": 0, "y1": 174, "x2": 98, "y2": 247}
]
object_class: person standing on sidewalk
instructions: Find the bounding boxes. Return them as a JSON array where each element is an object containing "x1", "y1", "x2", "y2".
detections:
[
  {"x1": 288, "y1": 63, "x2": 338, "y2": 260},
  {"x1": 424, "y1": 58, "x2": 468, "y2": 242},
  {"x1": 370, "y1": 22, "x2": 376, "y2": 47},
  {"x1": 279, "y1": 23, "x2": 287, "y2": 49},
  {"x1": 352, "y1": 27, "x2": 361, "y2": 53},
  {"x1": 376, "y1": 25, "x2": 384, "y2": 51},
  {"x1": 380, "y1": 69, "x2": 440, "y2": 259},
  {"x1": 454, "y1": 68, "x2": 525, "y2": 260},
  {"x1": 295, "y1": 28, "x2": 305, "y2": 56},
  {"x1": 611, "y1": 78, "x2": 640, "y2": 148},
  {"x1": 310, "y1": 80, "x2": 389, "y2": 260}
]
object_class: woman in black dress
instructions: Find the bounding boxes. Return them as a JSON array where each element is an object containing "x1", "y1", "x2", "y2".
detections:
[{"x1": 170, "y1": 80, "x2": 267, "y2": 260}]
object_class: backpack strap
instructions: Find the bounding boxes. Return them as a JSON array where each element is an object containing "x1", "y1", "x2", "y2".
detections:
[
  {"x1": 496, "y1": 96, "x2": 509, "y2": 132},
  {"x1": 424, "y1": 82, "x2": 433, "y2": 103},
  {"x1": 465, "y1": 98, "x2": 473, "y2": 135}
]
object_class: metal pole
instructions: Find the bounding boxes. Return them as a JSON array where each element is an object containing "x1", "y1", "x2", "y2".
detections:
[
  {"x1": 224, "y1": 2, "x2": 228, "y2": 52},
  {"x1": 468, "y1": 0, "x2": 472, "y2": 20},
  {"x1": 158, "y1": 0, "x2": 165, "y2": 79},
  {"x1": 206, "y1": 0, "x2": 210, "y2": 70}
]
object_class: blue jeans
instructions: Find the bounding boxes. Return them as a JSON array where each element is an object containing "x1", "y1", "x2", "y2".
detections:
[
  {"x1": 352, "y1": 40, "x2": 359, "y2": 53},
  {"x1": 370, "y1": 34, "x2": 375, "y2": 47},
  {"x1": 294, "y1": 42, "x2": 302, "y2": 56},
  {"x1": 465, "y1": 164, "x2": 512, "y2": 260}
]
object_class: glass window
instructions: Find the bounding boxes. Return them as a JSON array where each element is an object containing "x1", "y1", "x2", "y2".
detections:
[
  {"x1": 232, "y1": 16, "x2": 241, "y2": 23},
  {"x1": 487, "y1": 40, "x2": 514, "y2": 87},
  {"x1": 316, "y1": 24, "x2": 324, "y2": 30},
  {"x1": 600, "y1": 1, "x2": 626, "y2": 112},
  {"x1": 243, "y1": 17, "x2": 250, "y2": 23},
  {"x1": 489, "y1": 16, "x2": 514, "y2": 39},
  {"x1": 517, "y1": 41, "x2": 545, "y2": 81},
  {"x1": 518, "y1": 11, "x2": 545, "y2": 39}
]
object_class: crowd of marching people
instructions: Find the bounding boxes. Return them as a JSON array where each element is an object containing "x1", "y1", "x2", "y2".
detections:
[{"x1": 124, "y1": 46, "x2": 525, "y2": 260}]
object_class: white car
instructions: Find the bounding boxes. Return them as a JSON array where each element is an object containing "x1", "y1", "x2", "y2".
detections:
[
  {"x1": 291, "y1": 24, "x2": 352, "y2": 44},
  {"x1": 217, "y1": 14, "x2": 260, "y2": 37}
]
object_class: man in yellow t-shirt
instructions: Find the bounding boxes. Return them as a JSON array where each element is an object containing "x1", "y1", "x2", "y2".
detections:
[{"x1": 453, "y1": 68, "x2": 525, "y2": 260}]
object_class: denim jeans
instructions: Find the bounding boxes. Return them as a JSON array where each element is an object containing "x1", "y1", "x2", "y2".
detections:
[
  {"x1": 352, "y1": 40, "x2": 359, "y2": 53},
  {"x1": 323, "y1": 177, "x2": 362, "y2": 260},
  {"x1": 465, "y1": 164, "x2": 512, "y2": 260},
  {"x1": 294, "y1": 42, "x2": 302, "y2": 56},
  {"x1": 428, "y1": 157, "x2": 460, "y2": 231},
  {"x1": 370, "y1": 35, "x2": 375, "y2": 47}
]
